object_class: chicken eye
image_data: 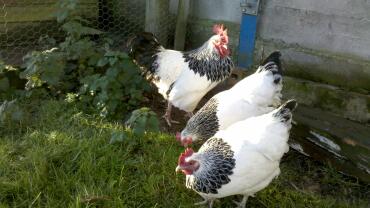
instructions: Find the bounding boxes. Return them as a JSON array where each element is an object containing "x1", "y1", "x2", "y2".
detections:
[{"x1": 188, "y1": 161, "x2": 195, "y2": 165}]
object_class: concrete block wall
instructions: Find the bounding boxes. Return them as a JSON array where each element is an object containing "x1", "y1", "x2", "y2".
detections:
[
  {"x1": 181, "y1": 0, "x2": 370, "y2": 123},
  {"x1": 256, "y1": 0, "x2": 370, "y2": 92},
  {"x1": 258, "y1": 0, "x2": 370, "y2": 60}
]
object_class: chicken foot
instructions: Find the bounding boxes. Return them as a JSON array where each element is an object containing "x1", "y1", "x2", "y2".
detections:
[{"x1": 163, "y1": 101, "x2": 180, "y2": 126}]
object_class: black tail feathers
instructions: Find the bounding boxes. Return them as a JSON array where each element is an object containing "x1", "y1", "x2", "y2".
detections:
[
  {"x1": 273, "y1": 99, "x2": 297, "y2": 122},
  {"x1": 127, "y1": 32, "x2": 161, "y2": 54},
  {"x1": 261, "y1": 51, "x2": 282, "y2": 67},
  {"x1": 127, "y1": 32, "x2": 163, "y2": 75},
  {"x1": 257, "y1": 51, "x2": 283, "y2": 84}
]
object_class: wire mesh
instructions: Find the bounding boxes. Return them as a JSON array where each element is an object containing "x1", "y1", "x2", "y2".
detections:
[{"x1": 0, "y1": 0, "x2": 178, "y2": 65}]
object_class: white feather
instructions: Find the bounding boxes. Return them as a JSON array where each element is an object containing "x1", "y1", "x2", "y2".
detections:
[
  {"x1": 152, "y1": 49, "x2": 185, "y2": 98},
  {"x1": 214, "y1": 69, "x2": 282, "y2": 130},
  {"x1": 169, "y1": 68, "x2": 219, "y2": 112},
  {"x1": 197, "y1": 109, "x2": 291, "y2": 199},
  {"x1": 165, "y1": 39, "x2": 221, "y2": 113},
  {"x1": 154, "y1": 40, "x2": 223, "y2": 112}
]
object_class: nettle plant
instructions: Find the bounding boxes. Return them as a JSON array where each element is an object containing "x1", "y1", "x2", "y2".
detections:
[
  {"x1": 19, "y1": 0, "x2": 150, "y2": 118},
  {"x1": 110, "y1": 107, "x2": 160, "y2": 144}
]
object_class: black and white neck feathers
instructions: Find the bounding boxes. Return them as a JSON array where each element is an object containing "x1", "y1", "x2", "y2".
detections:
[
  {"x1": 186, "y1": 138, "x2": 236, "y2": 194},
  {"x1": 183, "y1": 39, "x2": 233, "y2": 82},
  {"x1": 182, "y1": 98, "x2": 220, "y2": 142}
]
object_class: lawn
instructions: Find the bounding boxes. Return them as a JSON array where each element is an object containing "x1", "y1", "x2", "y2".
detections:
[{"x1": 0, "y1": 99, "x2": 368, "y2": 207}]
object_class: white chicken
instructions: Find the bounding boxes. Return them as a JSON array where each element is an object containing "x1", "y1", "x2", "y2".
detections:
[
  {"x1": 128, "y1": 24, "x2": 234, "y2": 126},
  {"x1": 177, "y1": 51, "x2": 282, "y2": 146},
  {"x1": 176, "y1": 99, "x2": 297, "y2": 208}
]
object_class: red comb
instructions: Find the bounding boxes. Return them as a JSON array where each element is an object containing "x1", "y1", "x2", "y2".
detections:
[
  {"x1": 178, "y1": 148, "x2": 194, "y2": 165},
  {"x1": 184, "y1": 148, "x2": 193, "y2": 156},
  {"x1": 213, "y1": 24, "x2": 226, "y2": 35}
]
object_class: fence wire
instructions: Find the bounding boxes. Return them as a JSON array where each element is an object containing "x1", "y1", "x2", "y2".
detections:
[{"x1": 0, "y1": 0, "x2": 178, "y2": 65}]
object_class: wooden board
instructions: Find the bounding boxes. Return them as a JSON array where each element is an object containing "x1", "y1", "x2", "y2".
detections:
[
  {"x1": 0, "y1": 1, "x2": 99, "y2": 65},
  {"x1": 0, "y1": 21, "x2": 62, "y2": 45},
  {"x1": 1, "y1": 4, "x2": 98, "y2": 23},
  {"x1": 290, "y1": 106, "x2": 370, "y2": 183},
  {"x1": 0, "y1": 1, "x2": 99, "y2": 46},
  {"x1": 3, "y1": 0, "x2": 96, "y2": 7}
]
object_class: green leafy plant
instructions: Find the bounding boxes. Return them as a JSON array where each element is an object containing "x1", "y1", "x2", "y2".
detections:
[
  {"x1": 20, "y1": 48, "x2": 66, "y2": 89},
  {"x1": 110, "y1": 107, "x2": 161, "y2": 145},
  {"x1": 0, "y1": 60, "x2": 27, "y2": 99},
  {"x1": 0, "y1": 99, "x2": 23, "y2": 124},
  {"x1": 0, "y1": 61, "x2": 12, "y2": 92},
  {"x1": 78, "y1": 50, "x2": 150, "y2": 117},
  {"x1": 109, "y1": 107, "x2": 159, "y2": 144},
  {"x1": 109, "y1": 130, "x2": 128, "y2": 144},
  {"x1": 125, "y1": 107, "x2": 160, "y2": 136},
  {"x1": 18, "y1": 0, "x2": 150, "y2": 118}
]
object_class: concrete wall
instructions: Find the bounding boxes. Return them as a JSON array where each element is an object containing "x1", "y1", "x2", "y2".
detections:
[
  {"x1": 184, "y1": 0, "x2": 370, "y2": 92},
  {"x1": 182, "y1": 0, "x2": 370, "y2": 123},
  {"x1": 169, "y1": 0, "x2": 241, "y2": 23},
  {"x1": 259, "y1": 0, "x2": 370, "y2": 60},
  {"x1": 256, "y1": 0, "x2": 370, "y2": 91}
]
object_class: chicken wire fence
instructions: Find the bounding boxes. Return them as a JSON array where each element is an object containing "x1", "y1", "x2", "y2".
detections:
[{"x1": 0, "y1": 0, "x2": 178, "y2": 65}]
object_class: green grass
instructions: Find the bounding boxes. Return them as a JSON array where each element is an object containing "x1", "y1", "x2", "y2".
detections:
[{"x1": 0, "y1": 100, "x2": 369, "y2": 207}]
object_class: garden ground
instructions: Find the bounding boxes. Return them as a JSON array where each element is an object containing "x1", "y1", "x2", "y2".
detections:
[{"x1": 0, "y1": 98, "x2": 369, "y2": 208}]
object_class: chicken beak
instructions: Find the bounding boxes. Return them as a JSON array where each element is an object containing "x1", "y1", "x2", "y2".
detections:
[
  {"x1": 175, "y1": 166, "x2": 182, "y2": 174},
  {"x1": 182, "y1": 137, "x2": 192, "y2": 148}
]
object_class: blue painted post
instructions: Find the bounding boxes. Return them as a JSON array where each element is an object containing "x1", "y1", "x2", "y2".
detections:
[{"x1": 238, "y1": 0, "x2": 260, "y2": 69}]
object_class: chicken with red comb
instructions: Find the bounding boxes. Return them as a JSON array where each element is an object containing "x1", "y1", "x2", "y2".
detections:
[
  {"x1": 176, "y1": 148, "x2": 196, "y2": 175},
  {"x1": 176, "y1": 100, "x2": 297, "y2": 208},
  {"x1": 212, "y1": 24, "x2": 226, "y2": 35},
  {"x1": 178, "y1": 51, "x2": 283, "y2": 146},
  {"x1": 128, "y1": 24, "x2": 234, "y2": 126},
  {"x1": 176, "y1": 132, "x2": 192, "y2": 147}
]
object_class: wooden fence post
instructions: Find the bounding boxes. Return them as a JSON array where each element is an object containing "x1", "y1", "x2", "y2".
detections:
[
  {"x1": 145, "y1": 0, "x2": 169, "y2": 46},
  {"x1": 174, "y1": 0, "x2": 190, "y2": 51}
]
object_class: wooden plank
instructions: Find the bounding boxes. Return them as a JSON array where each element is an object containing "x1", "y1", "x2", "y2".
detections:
[
  {"x1": 2, "y1": 4, "x2": 98, "y2": 23},
  {"x1": 3, "y1": 0, "x2": 59, "y2": 5},
  {"x1": 290, "y1": 106, "x2": 370, "y2": 182},
  {"x1": 145, "y1": 0, "x2": 170, "y2": 46},
  {"x1": 3, "y1": 0, "x2": 96, "y2": 6},
  {"x1": 0, "y1": 21, "x2": 62, "y2": 45},
  {"x1": 174, "y1": 0, "x2": 190, "y2": 50},
  {"x1": 2, "y1": 6, "x2": 57, "y2": 22}
]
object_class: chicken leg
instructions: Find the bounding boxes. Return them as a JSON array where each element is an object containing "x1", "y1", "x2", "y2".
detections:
[
  {"x1": 194, "y1": 198, "x2": 215, "y2": 208},
  {"x1": 163, "y1": 101, "x2": 180, "y2": 126},
  {"x1": 233, "y1": 195, "x2": 248, "y2": 208},
  {"x1": 185, "y1": 111, "x2": 194, "y2": 119}
]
